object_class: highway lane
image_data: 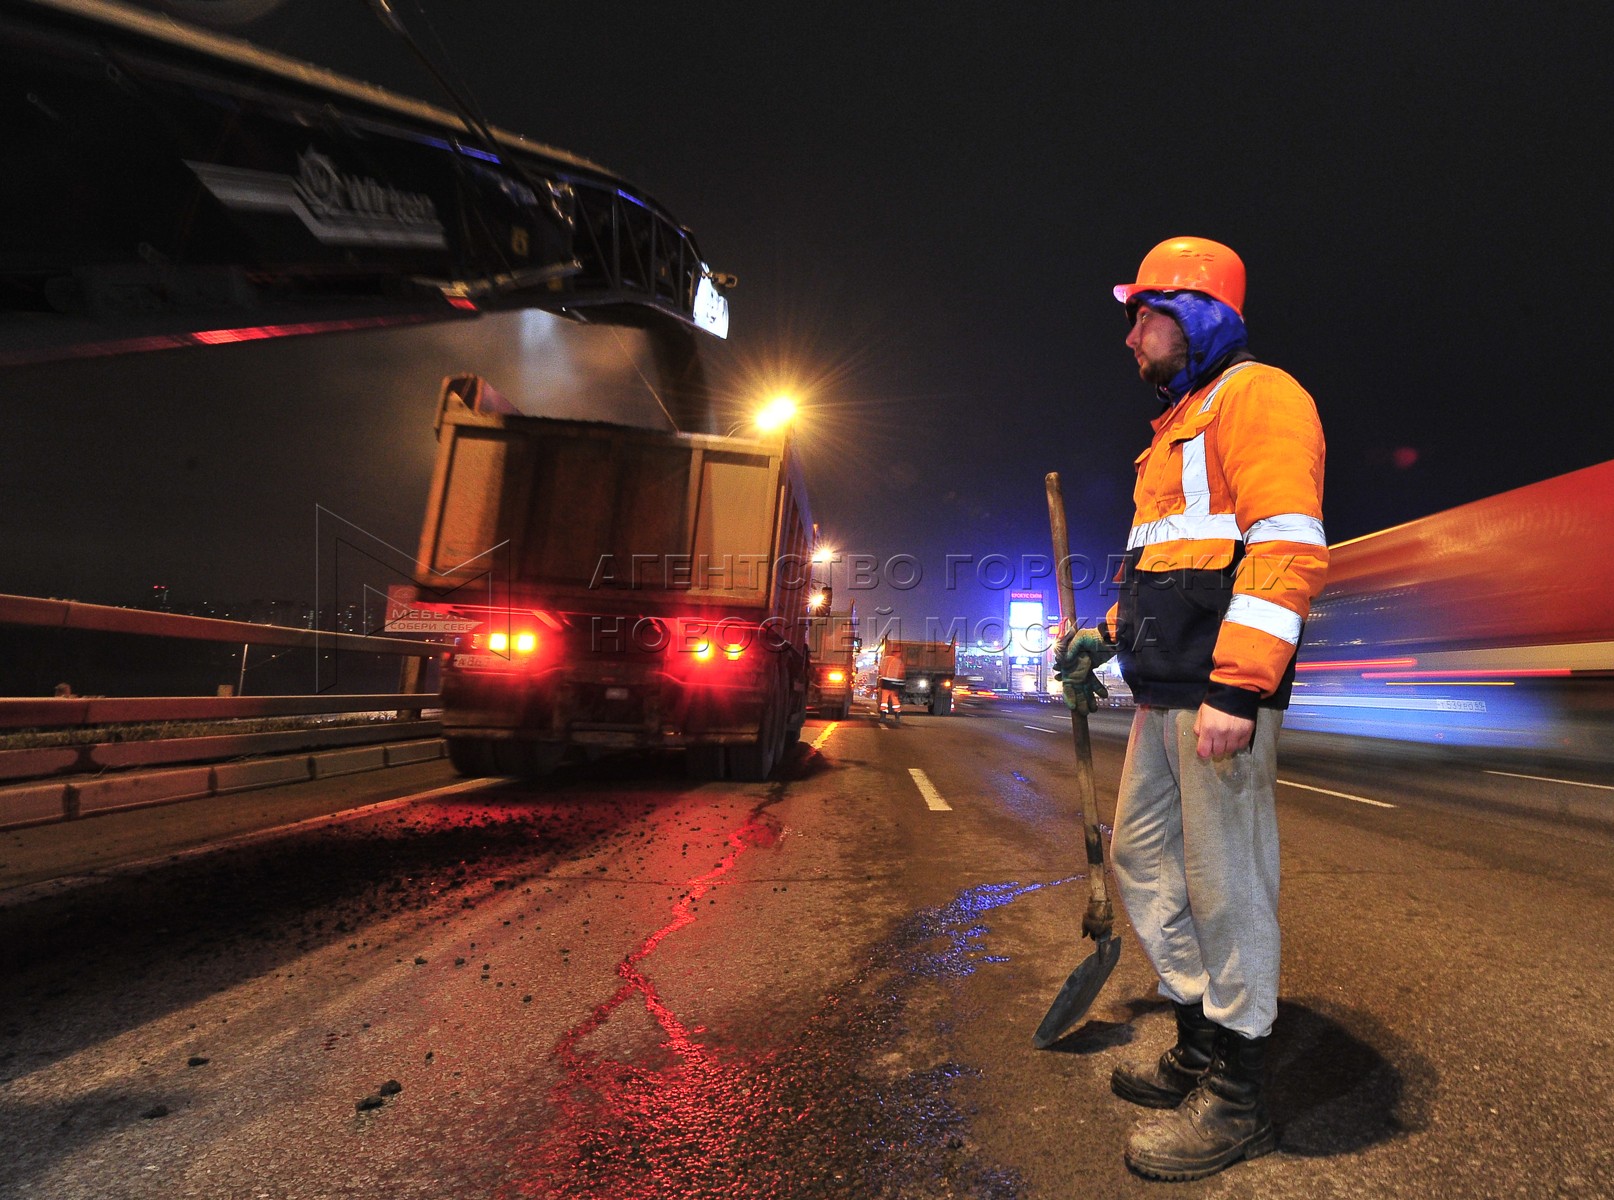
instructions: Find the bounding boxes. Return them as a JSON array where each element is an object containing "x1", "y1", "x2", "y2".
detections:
[
  {"x1": 921, "y1": 699, "x2": 1614, "y2": 1198},
  {"x1": 1, "y1": 704, "x2": 1611, "y2": 1198}
]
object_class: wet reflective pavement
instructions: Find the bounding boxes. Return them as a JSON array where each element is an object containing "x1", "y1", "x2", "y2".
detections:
[
  {"x1": 5, "y1": 706, "x2": 1614, "y2": 1199},
  {"x1": 510, "y1": 871, "x2": 1045, "y2": 1199}
]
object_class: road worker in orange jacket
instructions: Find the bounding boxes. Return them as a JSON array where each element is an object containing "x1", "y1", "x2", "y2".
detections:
[
  {"x1": 876, "y1": 644, "x2": 906, "y2": 720},
  {"x1": 1056, "y1": 237, "x2": 1327, "y2": 1181}
]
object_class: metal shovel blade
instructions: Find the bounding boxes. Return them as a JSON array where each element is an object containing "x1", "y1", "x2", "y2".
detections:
[{"x1": 1031, "y1": 934, "x2": 1121, "y2": 1049}]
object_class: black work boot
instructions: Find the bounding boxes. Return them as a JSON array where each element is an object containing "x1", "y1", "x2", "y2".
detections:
[
  {"x1": 1124, "y1": 1027, "x2": 1277, "y2": 1181},
  {"x1": 1110, "y1": 1000, "x2": 1217, "y2": 1108}
]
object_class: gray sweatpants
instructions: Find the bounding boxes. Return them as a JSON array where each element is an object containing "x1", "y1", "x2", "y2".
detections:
[{"x1": 1109, "y1": 706, "x2": 1283, "y2": 1039}]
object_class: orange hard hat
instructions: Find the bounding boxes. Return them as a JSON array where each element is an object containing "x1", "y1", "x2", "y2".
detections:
[{"x1": 1114, "y1": 237, "x2": 1247, "y2": 316}]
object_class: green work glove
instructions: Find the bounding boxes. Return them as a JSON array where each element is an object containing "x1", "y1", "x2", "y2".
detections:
[{"x1": 1053, "y1": 627, "x2": 1114, "y2": 714}]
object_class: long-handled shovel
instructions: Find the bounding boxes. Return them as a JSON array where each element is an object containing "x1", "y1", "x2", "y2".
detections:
[{"x1": 1031, "y1": 471, "x2": 1122, "y2": 1049}]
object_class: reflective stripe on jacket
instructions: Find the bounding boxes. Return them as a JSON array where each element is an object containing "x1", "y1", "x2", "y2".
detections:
[{"x1": 1106, "y1": 361, "x2": 1328, "y2": 717}]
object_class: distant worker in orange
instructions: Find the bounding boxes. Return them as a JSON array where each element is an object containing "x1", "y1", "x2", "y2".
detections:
[
  {"x1": 876, "y1": 643, "x2": 906, "y2": 721},
  {"x1": 1055, "y1": 237, "x2": 1328, "y2": 1181}
]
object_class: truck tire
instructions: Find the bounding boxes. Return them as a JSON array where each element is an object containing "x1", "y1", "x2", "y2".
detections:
[
  {"x1": 837, "y1": 693, "x2": 852, "y2": 721},
  {"x1": 930, "y1": 688, "x2": 953, "y2": 716},
  {"x1": 728, "y1": 663, "x2": 787, "y2": 782},
  {"x1": 447, "y1": 736, "x2": 497, "y2": 777},
  {"x1": 784, "y1": 673, "x2": 806, "y2": 748},
  {"x1": 727, "y1": 719, "x2": 778, "y2": 781}
]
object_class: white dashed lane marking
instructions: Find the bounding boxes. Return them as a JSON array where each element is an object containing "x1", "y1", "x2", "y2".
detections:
[
  {"x1": 908, "y1": 768, "x2": 952, "y2": 811},
  {"x1": 1278, "y1": 779, "x2": 1397, "y2": 809},
  {"x1": 1485, "y1": 769, "x2": 1614, "y2": 792}
]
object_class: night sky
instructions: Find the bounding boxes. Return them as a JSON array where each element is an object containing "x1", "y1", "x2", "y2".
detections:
[{"x1": 5, "y1": 0, "x2": 1612, "y2": 640}]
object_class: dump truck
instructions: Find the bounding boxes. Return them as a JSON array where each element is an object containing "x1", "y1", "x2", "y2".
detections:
[
  {"x1": 805, "y1": 605, "x2": 859, "y2": 720},
  {"x1": 407, "y1": 374, "x2": 814, "y2": 781},
  {"x1": 884, "y1": 639, "x2": 958, "y2": 715}
]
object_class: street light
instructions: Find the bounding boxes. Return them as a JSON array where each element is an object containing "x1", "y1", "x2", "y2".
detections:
[
  {"x1": 754, "y1": 394, "x2": 796, "y2": 432},
  {"x1": 722, "y1": 393, "x2": 799, "y2": 438}
]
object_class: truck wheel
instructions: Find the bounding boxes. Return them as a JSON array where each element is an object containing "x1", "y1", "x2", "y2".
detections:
[
  {"x1": 837, "y1": 694, "x2": 852, "y2": 721},
  {"x1": 930, "y1": 689, "x2": 953, "y2": 716},
  {"x1": 728, "y1": 663, "x2": 787, "y2": 782},
  {"x1": 447, "y1": 736, "x2": 497, "y2": 777},
  {"x1": 726, "y1": 733, "x2": 776, "y2": 782},
  {"x1": 782, "y1": 663, "x2": 807, "y2": 748}
]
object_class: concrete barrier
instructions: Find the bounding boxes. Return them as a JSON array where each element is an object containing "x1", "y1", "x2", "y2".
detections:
[
  {"x1": 212, "y1": 756, "x2": 314, "y2": 795},
  {"x1": 0, "y1": 739, "x2": 446, "y2": 830},
  {"x1": 73, "y1": 766, "x2": 214, "y2": 817},
  {"x1": 0, "y1": 780, "x2": 71, "y2": 827},
  {"x1": 385, "y1": 740, "x2": 445, "y2": 767},
  {"x1": 310, "y1": 745, "x2": 389, "y2": 778},
  {"x1": 0, "y1": 747, "x2": 82, "y2": 781},
  {"x1": 81, "y1": 720, "x2": 443, "y2": 776}
]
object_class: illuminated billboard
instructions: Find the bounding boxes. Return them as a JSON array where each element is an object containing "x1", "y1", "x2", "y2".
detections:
[{"x1": 1007, "y1": 591, "x2": 1046, "y2": 655}]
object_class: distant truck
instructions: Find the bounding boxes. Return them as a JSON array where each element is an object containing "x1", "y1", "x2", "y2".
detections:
[
  {"x1": 406, "y1": 375, "x2": 814, "y2": 782},
  {"x1": 884, "y1": 639, "x2": 958, "y2": 715},
  {"x1": 805, "y1": 606, "x2": 859, "y2": 720}
]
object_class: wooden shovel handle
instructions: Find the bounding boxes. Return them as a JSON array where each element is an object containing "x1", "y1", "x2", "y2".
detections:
[{"x1": 1045, "y1": 472, "x2": 1111, "y2": 916}]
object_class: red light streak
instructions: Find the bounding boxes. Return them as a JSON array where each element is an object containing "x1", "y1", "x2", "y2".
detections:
[
  {"x1": 192, "y1": 314, "x2": 438, "y2": 343},
  {"x1": 1295, "y1": 657, "x2": 1417, "y2": 672},
  {"x1": 0, "y1": 309, "x2": 468, "y2": 367},
  {"x1": 1361, "y1": 668, "x2": 1572, "y2": 680},
  {"x1": 516, "y1": 814, "x2": 784, "y2": 1194},
  {"x1": 551, "y1": 818, "x2": 771, "y2": 1057}
]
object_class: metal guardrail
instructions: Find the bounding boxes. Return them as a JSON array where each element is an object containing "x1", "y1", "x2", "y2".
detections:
[
  {"x1": 0, "y1": 694, "x2": 440, "y2": 730},
  {"x1": 0, "y1": 593, "x2": 438, "y2": 656},
  {"x1": 0, "y1": 592, "x2": 444, "y2": 731}
]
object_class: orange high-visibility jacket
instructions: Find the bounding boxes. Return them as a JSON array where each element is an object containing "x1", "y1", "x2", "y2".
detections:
[
  {"x1": 1105, "y1": 361, "x2": 1328, "y2": 719},
  {"x1": 878, "y1": 651, "x2": 906, "y2": 682}
]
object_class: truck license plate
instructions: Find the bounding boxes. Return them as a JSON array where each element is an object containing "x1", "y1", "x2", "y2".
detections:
[
  {"x1": 453, "y1": 653, "x2": 507, "y2": 669},
  {"x1": 605, "y1": 687, "x2": 630, "y2": 700}
]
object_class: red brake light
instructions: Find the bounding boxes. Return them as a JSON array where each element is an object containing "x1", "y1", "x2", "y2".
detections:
[{"x1": 471, "y1": 628, "x2": 541, "y2": 662}]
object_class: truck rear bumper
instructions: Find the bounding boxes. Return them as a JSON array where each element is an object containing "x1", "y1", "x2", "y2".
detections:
[
  {"x1": 442, "y1": 667, "x2": 767, "y2": 747},
  {"x1": 808, "y1": 686, "x2": 852, "y2": 711}
]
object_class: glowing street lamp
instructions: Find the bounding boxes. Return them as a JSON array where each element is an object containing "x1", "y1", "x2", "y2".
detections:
[{"x1": 754, "y1": 394, "x2": 796, "y2": 432}]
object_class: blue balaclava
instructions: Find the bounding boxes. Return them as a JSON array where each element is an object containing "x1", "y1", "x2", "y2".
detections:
[{"x1": 1131, "y1": 290, "x2": 1248, "y2": 406}]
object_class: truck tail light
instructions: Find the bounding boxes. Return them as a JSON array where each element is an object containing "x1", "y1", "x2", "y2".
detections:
[
  {"x1": 689, "y1": 639, "x2": 745, "y2": 664},
  {"x1": 826, "y1": 669, "x2": 846, "y2": 684},
  {"x1": 476, "y1": 629, "x2": 542, "y2": 660},
  {"x1": 675, "y1": 618, "x2": 757, "y2": 675}
]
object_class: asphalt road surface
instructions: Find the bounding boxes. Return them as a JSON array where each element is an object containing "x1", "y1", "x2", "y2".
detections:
[{"x1": 3, "y1": 699, "x2": 1613, "y2": 1199}]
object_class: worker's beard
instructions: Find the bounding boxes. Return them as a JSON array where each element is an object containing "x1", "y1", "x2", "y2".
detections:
[{"x1": 1140, "y1": 345, "x2": 1189, "y2": 387}]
